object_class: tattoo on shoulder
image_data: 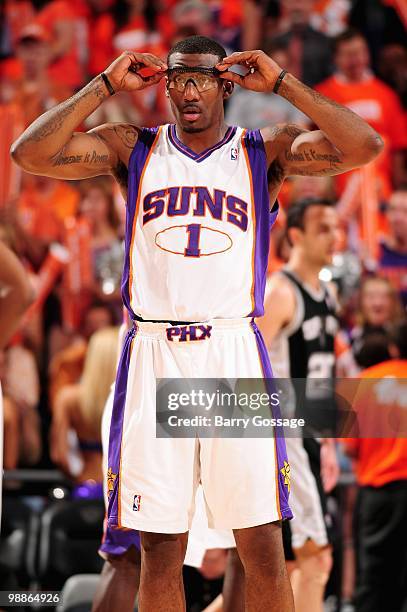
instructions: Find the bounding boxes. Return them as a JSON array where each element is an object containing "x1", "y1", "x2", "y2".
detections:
[
  {"x1": 101, "y1": 124, "x2": 139, "y2": 150},
  {"x1": 115, "y1": 125, "x2": 139, "y2": 149}
]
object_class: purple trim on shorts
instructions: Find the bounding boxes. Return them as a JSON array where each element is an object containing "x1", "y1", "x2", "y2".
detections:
[
  {"x1": 107, "y1": 326, "x2": 137, "y2": 526},
  {"x1": 244, "y1": 130, "x2": 279, "y2": 317},
  {"x1": 251, "y1": 319, "x2": 293, "y2": 520},
  {"x1": 100, "y1": 523, "x2": 140, "y2": 556},
  {"x1": 121, "y1": 127, "x2": 159, "y2": 319}
]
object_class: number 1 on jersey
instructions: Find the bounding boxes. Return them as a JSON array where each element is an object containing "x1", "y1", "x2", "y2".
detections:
[{"x1": 185, "y1": 224, "x2": 201, "y2": 257}]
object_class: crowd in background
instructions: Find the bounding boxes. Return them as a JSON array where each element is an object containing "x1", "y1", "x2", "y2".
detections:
[{"x1": 0, "y1": 0, "x2": 406, "y2": 609}]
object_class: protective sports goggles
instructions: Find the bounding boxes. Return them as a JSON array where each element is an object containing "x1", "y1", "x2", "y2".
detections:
[{"x1": 167, "y1": 66, "x2": 222, "y2": 93}]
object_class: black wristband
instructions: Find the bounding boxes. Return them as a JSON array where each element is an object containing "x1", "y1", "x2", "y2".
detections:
[
  {"x1": 273, "y1": 69, "x2": 287, "y2": 94},
  {"x1": 101, "y1": 72, "x2": 115, "y2": 96}
]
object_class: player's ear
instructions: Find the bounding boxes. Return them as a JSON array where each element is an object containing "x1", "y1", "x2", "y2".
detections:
[
  {"x1": 222, "y1": 81, "x2": 234, "y2": 99},
  {"x1": 165, "y1": 77, "x2": 170, "y2": 97}
]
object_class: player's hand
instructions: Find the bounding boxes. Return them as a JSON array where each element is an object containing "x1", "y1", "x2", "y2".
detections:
[
  {"x1": 320, "y1": 439, "x2": 340, "y2": 493},
  {"x1": 216, "y1": 50, "x2": 282, "y2": 93},
  {"x1": 104, "y1": 51, "x2": 167, "y2": 93}
]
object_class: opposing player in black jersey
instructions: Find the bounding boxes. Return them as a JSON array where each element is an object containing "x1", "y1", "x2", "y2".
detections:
[{"x1": 258, "y1": 197, "x2": 340, "y2": 612}]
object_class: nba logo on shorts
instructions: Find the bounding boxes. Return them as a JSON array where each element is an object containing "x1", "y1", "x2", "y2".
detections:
[
  {"x1": 133, "y1": 494, "x2": 142, "y2": 511},
  {"x1": 230, "y1": 147, "x2": 238, "y2": 160}
]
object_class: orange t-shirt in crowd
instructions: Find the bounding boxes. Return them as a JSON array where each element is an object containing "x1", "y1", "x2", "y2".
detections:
[
  {"x1": 316, "y1": 74, "x2": 407, "y2": 198},
  {"x1": 36, "y1": 0, "x2": 84, "y2": 88},
  {"x1": 17, "y1": 178, "x2": 80, "y2": 244},
  {"x1": 343, "y1": 359, "x2": 407, "y2": 487}
]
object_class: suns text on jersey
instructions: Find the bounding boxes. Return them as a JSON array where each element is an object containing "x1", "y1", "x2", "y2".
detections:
[{"x1": 142, "y1": 186, "x2": 249, "y2": 232}]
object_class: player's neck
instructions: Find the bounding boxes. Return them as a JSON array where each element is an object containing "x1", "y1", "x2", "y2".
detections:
[
  {"x1": 175, "y1": 119, "x2": 229, "y2": 155},
  {"x1": 287, "y1": 256, "x2": 321, "y2": 291}
]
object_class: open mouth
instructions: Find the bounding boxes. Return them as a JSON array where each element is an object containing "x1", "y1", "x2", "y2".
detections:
[{"x1": 182, "y1": 107, "x2": 201, "y2": 121}]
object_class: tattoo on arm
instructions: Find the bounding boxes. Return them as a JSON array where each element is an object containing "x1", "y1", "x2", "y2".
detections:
[
  {"x1": 113, "y1": 125, "x2": 139, "y2": 149},
  {"x1": 271, "y1": 124, "x2": 305, "y2": 140},
  {"x1": 284, "y1": 148, "x2": 344, "y2": 175},
  {"x1": 25, "y1": 78, "x2": 106, "y2": 144},
  {"x1": 99, "y1": 124, "x2": 139, "y2": 150},
  {"x1": 52, "y1": 149, "x2": 109, "y2": 167},
  {"x1": 280, "y1": 80, "x2": 384, "y2": 153}
]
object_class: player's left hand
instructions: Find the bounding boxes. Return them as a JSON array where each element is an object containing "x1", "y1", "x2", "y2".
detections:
[
  {"x1": 320, "y1": 439, "x2": 340, "y2": 493},
  {"x1": 216, "y1": 50, "x2": 282, "y2": 92}
]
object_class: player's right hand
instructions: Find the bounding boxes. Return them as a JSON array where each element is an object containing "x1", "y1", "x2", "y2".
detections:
[{"x1": 104, "y1": 51, "x2": 167, "y2": 93}]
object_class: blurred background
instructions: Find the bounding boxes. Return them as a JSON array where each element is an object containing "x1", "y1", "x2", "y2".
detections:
[{"x1": 0, "y1": 0, "x2": 406, "y2": 611}]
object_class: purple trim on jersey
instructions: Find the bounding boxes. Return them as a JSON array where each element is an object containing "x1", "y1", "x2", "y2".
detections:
[
  {"x1": 244, "y1": 130, "x2": 279, "y2": 317},
  {"x1": 107, "y1": 325, "x2": 137, "y2": 527},
  {"x1": 100, "y1": 524, "x2": 140, "y2": 556},
  {"x1": 121, "y1": 127, "x2": 159, "y2": 319},
  {"x1": 168, "y1": 124, "x2": 236, "y2": 162},
  {"x1": 251, "y1": 319, "x2": 293, "y2": 521}
]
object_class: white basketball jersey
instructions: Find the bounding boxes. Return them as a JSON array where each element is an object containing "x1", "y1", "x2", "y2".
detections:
[{"x1": 122, "y1": 124, "x2": 277, "y2": 321}]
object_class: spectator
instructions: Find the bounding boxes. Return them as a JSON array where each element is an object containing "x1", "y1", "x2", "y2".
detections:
[
  {"x1": 350, "y1": 275, "x2": 403, "y2": 370},
  {"x1": 0, "y1": 341, "x2": 42, "y2": 468},
  {"x1": 91, "y1": 0, "x2": 169, "y2": 126},
  {"x1": 378, "y1": 43, "x2": 407, "y2": 111},
  {"x1": 316, "y1": 29, "x2": 407, "y2": 197},
  {"x1": 225, "y1": 42, "x2": 309, "y2": 130},
  {"x1": 77, "y1": 177, "x2": 123, "y2": 310},
  {"x1": 348, "y1": 0, "x2": 406, "y2": 70},
  {"x1": 378, "y1": 187, "x2": 407, "y2": 309},
  {"x1": 48, "y1": 300, "x2": 117, "y2": 409},
  {"x1": 34, "y1": 0, "x2": 85, "y2": 89},
  {"x1": 271, "y1": 0, "x2": 333, "y2": 87},
  {"x1": 50, "y1": 326, "x2": 119, "y2": 493},
  {"x1": 10, "y1": 23, "x2": 73, "y2": 128},
  {"x1": 1, "y1": 0, "x2": 35, "y2": 59},
  {"x1": 16, "y1": 174, "x2": 79, "y2": 267},
  {"x1": 343, "y1": 322, "x2": 407, "y2": 612},
  {"x1": 86, "y1": 0, "x2": 116, "y2": 78},
  {"x1": 171, "y1": 0, "x2": 213, "y2": 43}
]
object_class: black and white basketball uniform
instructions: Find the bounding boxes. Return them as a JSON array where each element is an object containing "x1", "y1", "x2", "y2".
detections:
[{"x1": 267, "y1": 268, "x2": 339, "y2": 559}]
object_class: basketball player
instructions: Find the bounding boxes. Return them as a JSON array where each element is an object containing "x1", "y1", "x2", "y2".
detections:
[
  {"x1": 201, "y1": 198, "x2": 341, "y2": 612},
  {"x1": 259, "y1": 197, "x2": 341, "y2": 612},
  {"x1": 93, "y1": 321, "x2": 236, "y2": 612},
  {"x1": 11, "y1": 35, "x2": 382, "y2": 611}
]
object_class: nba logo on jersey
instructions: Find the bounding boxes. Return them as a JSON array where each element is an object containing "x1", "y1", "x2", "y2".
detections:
[
  {"x1": 133, "y1": 494, "x2": 142, "y2": 511},
  {"x1": 230, "y1": 147, "x2": 238, "y2": 160}
]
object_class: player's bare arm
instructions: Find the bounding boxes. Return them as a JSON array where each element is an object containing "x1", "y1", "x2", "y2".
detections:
[
  {"x1": 256, "y1": 274, "x2": 296, "y2": 348},
  {"x1": 216, "y1": 50, "x2": 384, "y2": 192},
  {"x1": 10, "y1": 52, "x2": 167, "y2": 186}
]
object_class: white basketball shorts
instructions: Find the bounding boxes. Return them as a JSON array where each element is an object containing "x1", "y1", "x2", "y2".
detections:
[{"x1": 106, "y1": 318, "x2": 292, "y2": 534}]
